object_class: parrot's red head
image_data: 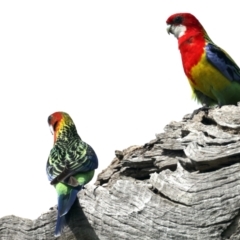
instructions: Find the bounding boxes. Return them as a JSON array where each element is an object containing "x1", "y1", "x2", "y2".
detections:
[
  {"x1": 48, "y1": 112, "x2": 75, "y2": 143},
  {"x1": 166, "y1": 13, "x2": 206, "y2": 40}
]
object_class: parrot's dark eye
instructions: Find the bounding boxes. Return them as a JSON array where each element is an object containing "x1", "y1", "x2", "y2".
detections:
[{"x1": 174, "y1": 16, "x2": 183, "y2": 24}]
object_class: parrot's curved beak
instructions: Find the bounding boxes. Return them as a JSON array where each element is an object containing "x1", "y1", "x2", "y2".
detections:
[
  {"x1": 48, "y1": 115, "x2": 52, "y2": 125},
  {"x1": 49, "y1": 125, "x2": 54, "y2": 135},
  {"x1": 167, "y1": 24, "x2": 172, "y2": 34},
  {"x1": 48, "y1": 115, "x2": 54, "y2": 134}
]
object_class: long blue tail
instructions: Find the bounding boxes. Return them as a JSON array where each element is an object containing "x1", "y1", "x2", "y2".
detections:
[
  {"x1": 55, "y1": 187, "x2": 82, "y2": 236},
  {"x1": 55, "y1": 214, "x2": 66, "y2": 237}
]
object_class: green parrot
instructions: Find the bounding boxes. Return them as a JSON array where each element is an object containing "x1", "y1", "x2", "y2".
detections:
[{"x1": 46, "y1": 111, "x2": 98, "y2": 236}]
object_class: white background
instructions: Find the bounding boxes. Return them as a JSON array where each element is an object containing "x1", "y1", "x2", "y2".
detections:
[{"x1": 0, "y1": 1, "x2": 238, "y2": 219}]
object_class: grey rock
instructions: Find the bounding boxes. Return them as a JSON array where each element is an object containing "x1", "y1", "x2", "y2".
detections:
[{"x1": 2, "y1": 105, "x2": 240, "y2": 239}]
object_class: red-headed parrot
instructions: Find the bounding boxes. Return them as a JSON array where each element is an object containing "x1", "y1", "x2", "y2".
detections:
[
  {"x1": 167, "y1": 13, "x2": 240, "y2": 106},
  {"x1": 46, "y1": 112, "x2": 98, "y2": 236}
]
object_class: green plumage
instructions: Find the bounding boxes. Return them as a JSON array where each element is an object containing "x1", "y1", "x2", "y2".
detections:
[
  {"x1": 46, "y1": 112, "x2": 98, "y2": 236},
  {"x1": 55, "y1": 170, "x2": 95, "y2": 195}
]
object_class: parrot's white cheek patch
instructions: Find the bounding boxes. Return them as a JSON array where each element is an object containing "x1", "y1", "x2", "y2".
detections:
[
  {"x1": 172, "y1": 25, "x2": 187, "y2": 39},
  {"x1": 49, "y1": 125, "x2": 54, "y2": 135}
]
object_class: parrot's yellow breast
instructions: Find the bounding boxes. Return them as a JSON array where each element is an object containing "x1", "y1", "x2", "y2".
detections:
[{"x1": 189, "y1": 52, "x2": 231, "y2": 100}]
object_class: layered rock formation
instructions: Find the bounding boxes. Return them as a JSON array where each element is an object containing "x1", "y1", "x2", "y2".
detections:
[{"x1": 2, "y1": 105, "x2": 240, "y2": 239}]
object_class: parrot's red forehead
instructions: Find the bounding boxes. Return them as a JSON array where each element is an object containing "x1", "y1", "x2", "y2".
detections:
[
  {"x1": 166, "y1": 13, "x2": 201, "y2": 27},
  {"x1": 51, "y1": 112, "x2": 63, "y2": 120}
]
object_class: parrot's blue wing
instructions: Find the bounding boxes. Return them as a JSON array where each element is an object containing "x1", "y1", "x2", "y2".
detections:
[
  {"x1": 77, "y1": 147, "x2": 98, "y2": 172},
  {"x1": 206, "y1": 43, "x2": 240, "y2": 82}
]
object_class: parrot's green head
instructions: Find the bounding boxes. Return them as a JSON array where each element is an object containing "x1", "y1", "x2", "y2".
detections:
[{"x1": 48, "y1": 112, "x2": 78, "y2": 143}]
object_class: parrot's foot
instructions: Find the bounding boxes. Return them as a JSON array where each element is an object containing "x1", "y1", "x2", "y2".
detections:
[{"x1": 190, "y1": 105, "x2": 210, "y2": 119}]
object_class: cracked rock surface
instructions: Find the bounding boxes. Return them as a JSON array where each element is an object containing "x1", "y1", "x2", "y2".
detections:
[{"x1": 2, "y1": 105, "x2": 240, "y2": 239}]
